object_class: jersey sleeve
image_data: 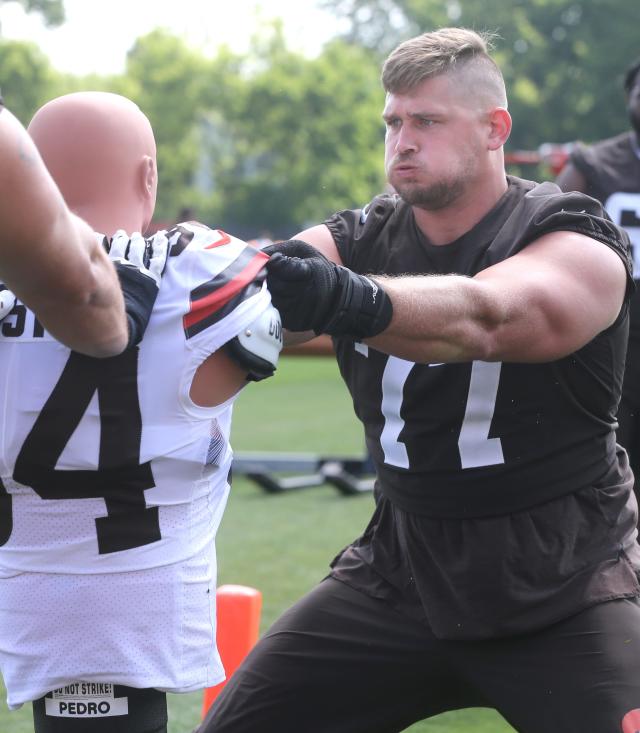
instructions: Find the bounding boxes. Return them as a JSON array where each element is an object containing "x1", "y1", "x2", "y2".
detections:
[
  {"x1": 161, "y1": 222, "x2": 272, "y2": 361},
  {"x1": 489, "y1": 182, "x2": 635, "y2": 296},
  {"x1": 324, "y1": 194, "x2": 399, "y2": 266}
]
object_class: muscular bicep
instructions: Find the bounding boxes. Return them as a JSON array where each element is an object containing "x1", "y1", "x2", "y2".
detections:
[
  {"x1": 474, "y1": 231, "x2": 628, "y2": 362},
  {"x1": 0, "y1": 112, "x2": 102, "y2": 313}
]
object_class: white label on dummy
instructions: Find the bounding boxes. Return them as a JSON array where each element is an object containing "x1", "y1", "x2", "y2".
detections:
[{"x1": 45, "y1": 682, "x2": 128, "y2": 717}]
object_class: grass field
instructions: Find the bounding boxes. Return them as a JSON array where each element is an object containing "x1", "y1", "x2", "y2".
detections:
[{"x1": 0, "y1": 356, "x2": 514, "y2": 732}]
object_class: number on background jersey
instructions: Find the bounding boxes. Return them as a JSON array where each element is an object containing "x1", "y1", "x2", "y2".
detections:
[
  {"x1": 12, "y1": 350, "x2": 160, "y2": 554},
  {"x1": 605, "y1": 192, "x2": 640, "y2": 274}
]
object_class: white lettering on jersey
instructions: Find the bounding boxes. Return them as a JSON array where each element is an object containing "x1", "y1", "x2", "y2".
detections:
[
  {"x1": 380, "y1": 356, "x2": 414, "y2": 468},
  {"x1": 458, "y1": 361, "x2": 504, "y2": 469},
  {"x1": 0, "y1": 302, "x2": 53, "y2": 342},
  {"x1": 359, "y1": 346, "x2": 505, "y2": 470}
]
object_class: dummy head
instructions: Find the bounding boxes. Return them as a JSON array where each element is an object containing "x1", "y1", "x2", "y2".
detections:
[{"x1": 28, "y1": 91, "x2": 157, "y2": 236}]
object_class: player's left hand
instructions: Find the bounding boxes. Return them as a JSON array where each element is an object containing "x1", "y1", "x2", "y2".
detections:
[
  {"x1": 107, "y1": 230, "x2": 169, "y2": 286},
  {"x1": 263, "y1": 240, "x2": 393, "y2": 339},
  {"x1": 105, "y1": 230, "x2": 170, "y2": 347},
  {"x1": 0, "y1": 285, "x2": 16, "y2": 322}
]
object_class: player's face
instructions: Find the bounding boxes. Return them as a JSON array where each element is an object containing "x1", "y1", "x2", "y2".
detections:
[
  {"x1": 627, "y1": 73, "x2": 640, "y2": 135},
  {"x1": 383, "y1": 74, "x2": 488, "y2": 211}
]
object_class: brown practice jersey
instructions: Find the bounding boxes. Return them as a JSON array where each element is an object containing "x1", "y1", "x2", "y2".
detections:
[
  {"x1": 326, "y1": 177, "x2": 633, "y2": 518},
  {"x1": 324, "y1": 177, "x2": 640, "y2": 639}
]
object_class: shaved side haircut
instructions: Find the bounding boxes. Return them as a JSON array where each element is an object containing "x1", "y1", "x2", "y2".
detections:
[{"x1": 381, "y1": 27, "x2": 508, "y2": 110}]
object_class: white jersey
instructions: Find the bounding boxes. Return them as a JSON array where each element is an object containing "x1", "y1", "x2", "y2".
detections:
[{"x1": 0, "y1": 222, "x2": 274, "y2": 707}]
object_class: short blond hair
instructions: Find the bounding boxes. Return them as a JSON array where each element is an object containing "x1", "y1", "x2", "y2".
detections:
[{"x1": 382, "y1": 27, "x2": 507, "y2": 108}]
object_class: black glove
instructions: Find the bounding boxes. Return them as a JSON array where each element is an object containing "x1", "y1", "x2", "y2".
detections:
[
  {"x1": 263, "y1": 240, "x2": 392, "y2": 339},
  {"x1": 105, "y1": 230, "x2": 170, "y2": 348}
]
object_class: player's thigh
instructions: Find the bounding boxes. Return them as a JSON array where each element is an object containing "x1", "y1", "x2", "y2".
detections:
[
  {"x1": 457, "y1": 598, "x2": 640, "y2": 733},
  {"x1": 202, "y1": 576, "x2": 485, "y2": 733},
  {"x1": 32, "y1": 685, "x2": 167, "y2": 733}
]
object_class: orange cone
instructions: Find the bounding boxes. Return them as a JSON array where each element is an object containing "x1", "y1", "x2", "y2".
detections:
[{"x1": 201, "y1": 584, "x2": 262, "y2": 718}]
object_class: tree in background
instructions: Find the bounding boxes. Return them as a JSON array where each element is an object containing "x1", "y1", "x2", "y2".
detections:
[
  {"x1": 124, "y1": 29, "x2": 214, "y2": 223},
  {"x1": 321, "y1": 0, "x2": 640, "y2": 150},
  {"x1": 0, "y1": 0, "x2": 64, "y2": 28},
  {"x1": 3, "y1": 0, "x2": 639, "y2": 232},
  {"x1": 202, "y1": 25, "x2": 385, "y2": 236},
  {"x1": 0, "y1": 38, "x2": 61, "y2": 122},
  {"x1": 0, "y1": 0, "x2": 66, "y2": 121},
  {"x1": 115, "y1": 24, "x2": 385, "y2": 235}
]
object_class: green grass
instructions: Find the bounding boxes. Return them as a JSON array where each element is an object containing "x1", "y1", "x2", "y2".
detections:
[{"x1": 0, "y1": 357, "x2": 514, "y2": 733}]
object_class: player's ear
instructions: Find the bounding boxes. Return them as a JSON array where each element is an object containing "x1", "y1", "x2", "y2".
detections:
[
  {"x1": 487, "y1": 107, "x2": 511, "y2": 150},
  {"x1": 139, "y1": 155, "x2": 157, "y2": 230},
  {"x1": 139, "y1": 155, "x2": 157, "y2": 201}
]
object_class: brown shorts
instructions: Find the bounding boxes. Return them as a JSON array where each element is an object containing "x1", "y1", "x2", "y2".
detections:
[
  {"x1": 332, "y1": 475, "x2": 640, "y2": 639},
  {"x1": 201, "y1": 577, "x2": 640, "y2": 733}
]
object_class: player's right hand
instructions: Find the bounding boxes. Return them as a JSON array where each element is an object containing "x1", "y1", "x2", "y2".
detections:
[
  {"x1": 263, "y1": 240, "x2": 393, "y2": 339},
  {"x1": 262, "y1": 240, "x2": 339, "y2": 333}
]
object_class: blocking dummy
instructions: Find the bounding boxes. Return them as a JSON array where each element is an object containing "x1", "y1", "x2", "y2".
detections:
[{"x1": 0, "y1": 92, "x2": 281, "y2": 733}]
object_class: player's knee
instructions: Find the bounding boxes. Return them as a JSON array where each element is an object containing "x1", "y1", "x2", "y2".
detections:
[{"x1": 32, "y1": 683, "x2": 167, "y2": 733}]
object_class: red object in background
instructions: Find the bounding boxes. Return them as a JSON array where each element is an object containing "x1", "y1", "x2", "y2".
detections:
[
  {"x1": 505, "y1": 142, "x2": 574, "y2": 176},
  {"x1": 201, "y1": 584, "x2": 263, "y2": 718}
]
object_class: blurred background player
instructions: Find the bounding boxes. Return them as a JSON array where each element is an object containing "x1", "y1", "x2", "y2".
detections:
[
  {"x1": 0, "y1": 96, "x2": 165, "y2": 357},
  {"x1": 556, "y1": 57, "x2": 640, "y2": 505},
  {"x1": 0, "y1": 91, "x2": 281, "y2": 733}
]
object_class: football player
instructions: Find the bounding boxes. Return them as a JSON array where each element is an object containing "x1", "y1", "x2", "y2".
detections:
[{"x1": 200, "y1": 28, "x2": 640, "y2": 733}]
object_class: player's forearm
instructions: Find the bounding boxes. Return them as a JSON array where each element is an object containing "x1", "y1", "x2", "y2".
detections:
[
  {"x1": 365, "y1": 274, "x2": 505, "y2": 364},
  {"x1": 1, "y1": 204, "x2": 129, "y2": 357},
  {"x1": 29, "y1": 211, "x2": 129, "y2": 357},
  {"x1": 0, "y1": 111, "x2": 129, "y2": 356}
]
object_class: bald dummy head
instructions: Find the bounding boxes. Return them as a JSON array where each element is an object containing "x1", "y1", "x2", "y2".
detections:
[{"x1": 28, "y1": 92, "x2": 157, "y2": 236}]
